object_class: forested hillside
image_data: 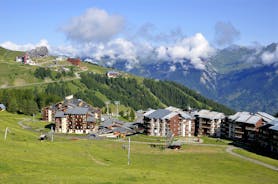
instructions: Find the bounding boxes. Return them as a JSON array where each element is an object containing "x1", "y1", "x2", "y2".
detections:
[{"x1": 0, "y1": 46, "x2": 234, "y2": 116}]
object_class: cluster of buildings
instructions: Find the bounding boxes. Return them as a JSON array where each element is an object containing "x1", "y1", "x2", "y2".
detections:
[
  {"x1": 143, "y1": 107, "x2": 278, "y2": 154},
  {"x1": 143, "y1": 107, "x2": 223, "y2": 138},
  {"x1": 41, "y1": 95, "x2": 277, "y2": 154},
  {"x1": 42, "y1": 95, "x2": 139, "y2": 137},
  {"x1": 42, "y1": 95, "x2": 101, "y2": 134},
  {"x1": 15, "y1": 53, "x2": 35, "y2": 65}
]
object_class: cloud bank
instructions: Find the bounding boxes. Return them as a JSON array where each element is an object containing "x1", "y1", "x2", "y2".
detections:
[
  {"x1": 155, "y1": 33, "x2": 215, "y2": 70},
  {"x1": 61, "y1": 8, "x2": 124, "y2": 43},
  {"x1": 261, "y1": 45, "x2": 278, "y2": 65},
  {"x1": 0, "y1": 33, "x2": 215, "y2": 70},
  {"x1": 214, "y1": 21, "x2": 240, "y2": 46},
  {"x1": 0, "y1": 39, "x2": 50, "y2": 51}
]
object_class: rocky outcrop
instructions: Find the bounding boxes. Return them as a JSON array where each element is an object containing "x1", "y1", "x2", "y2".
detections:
[{"x1": 28, "y1": 46, "x2": 48, "y2": 58}]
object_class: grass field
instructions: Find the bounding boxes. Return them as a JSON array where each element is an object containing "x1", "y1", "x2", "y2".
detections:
[
  {"x1": 0, "y1": 111, "x2": 278, "y2": 184},
  {"x1": 233, "y1": 148, "x2": 278, "y2": 168}
]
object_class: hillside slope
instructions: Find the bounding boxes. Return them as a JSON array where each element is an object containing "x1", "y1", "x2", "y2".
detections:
[
  {"x1": 107, "y1": 43, "x2": 278, "y2": 114},
  {"x1": 1, "y1": 111, "x2": 278, "y2": 183},
  {"x1": 0, "y1": 47, "x2": 234, "y2": 116}
]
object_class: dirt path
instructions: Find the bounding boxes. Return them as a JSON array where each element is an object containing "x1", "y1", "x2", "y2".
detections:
[
  {"x1": 17, "y1": 118, "x2": 32, "y2": 130},
  {"x1": 226, "y1": 146, "x2": 278, "y2": 171}
]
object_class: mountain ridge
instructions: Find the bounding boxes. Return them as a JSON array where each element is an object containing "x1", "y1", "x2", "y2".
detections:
[{"x1": 100, "y1": 43, "x2": 278, "y2": 114}]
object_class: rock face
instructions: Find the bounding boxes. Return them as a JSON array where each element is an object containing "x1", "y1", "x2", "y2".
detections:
[{"x1": 28, "y1": 46, "x2": 48, "y2": 57}]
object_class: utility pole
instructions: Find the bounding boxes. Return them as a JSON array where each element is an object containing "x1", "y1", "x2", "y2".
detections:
[
  {"x1": 105, "y1": 101, "x2": 110, "y2": 116},
  {"x1": 114, "y1": 101, "x2": 120, "y2": 118},
  {"x1": 51, "y1": 126, "x2": 54, "y2": 142},
  {"x1": 128, "y1": 137, "x2": 131, "y2": 165},
  {"x1": 4, "y1": 127, "x2": 9, "y2": 141}
]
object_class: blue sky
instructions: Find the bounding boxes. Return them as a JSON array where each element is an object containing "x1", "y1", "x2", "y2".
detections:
[{"x1": 0, "y1": 0, "x2": 277, "y2": 47}]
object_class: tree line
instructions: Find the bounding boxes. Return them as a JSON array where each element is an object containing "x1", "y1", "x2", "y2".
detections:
[
  {"x1": 0, "y1": 82, "x2": 73, "y2": 115},
  {"x1": 143, "y1": 79, "x2": 235, "y2": 115},
  {"x1": 80, "y1": 73, "x2": 162, "y2": 110}
]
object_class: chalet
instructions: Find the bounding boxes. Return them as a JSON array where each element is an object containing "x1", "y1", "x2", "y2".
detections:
[
  {"x1": 221, "y1": 112, "x2": 264, "y2": 142},
  {"x1": 0, "y1": 104, "x2": 6, "y2": 111},
  {"x1": 195, "y1": 110, "x2": 225, "y2": 137},
  {"x1": 257, "y1": 119, "x2": 278, "y2": 154},
  {"x1": 143, "y1": 108, "x2": 195, "y2": 137},
  {"x1": 54, "y1": 107, "x2": 98, "y2": 134},
  {"x1": 42, "y1": 95, "x2": 101, "y2": 134},
  {"x1": 67, "y1": 58, "x2": 81, "y2": 66},
  {"x1": 107, "y1": 71, "x2": 120, "y2": 78}
]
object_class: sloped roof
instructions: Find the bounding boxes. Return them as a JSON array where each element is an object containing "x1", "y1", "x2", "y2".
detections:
[
  {"x1": 65, "y1": 107, "x2": 88, "y2": 115},
  {"x1": 87, "y1": 116, "x2": 96, "y2": 122},
  {"x1": 229, "y1": 112, "x2": 249, "y2": 121},
  {"x1": 179, "y1": 111, "x2": 193, "y2": 119},
  {"x1": 197, "y1": 109, "x2": 225, "y2": 120},
  {"x1": 145, "y1": 109, "x2": 177, "y2": 119},
  {"x1": 143, "y1": 109, "x2": 155, "y2": 117},
  {"x1": 55, "y1": 111, "x2": 65, "y2": 118},
  {"x1": 256, "y1": 112, "x2": 275, "y2": 123},
  {"x1": 230, "y1": 112, "x2": 262, "y2": 125},
  {"x1": 0, "y1": 104, "x2": 6, "y2": 110},
  {"x1": 246, "y1": 115, "x2": 261, "y2": 125},
  {"x1": 268, "y1": 119, "x2": 278, "y2": 126},
  {"x1": 269, "y1": 124, "x2": 278, "y2": 131},
  {"x1": 236, "y1": 114, "x2": 252, "y2": 123},
  {"x1": 165, "y1": 106, "x2": 181, "y2": 112}
]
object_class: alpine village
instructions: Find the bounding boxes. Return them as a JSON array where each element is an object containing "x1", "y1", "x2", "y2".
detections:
[{"x1": 1, "y1": 1, "x2": 278, "y2": 183}]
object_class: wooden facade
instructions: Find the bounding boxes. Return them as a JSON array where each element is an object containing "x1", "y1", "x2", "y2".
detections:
[
  {"x1": 221, "y1": 112, "x2": 264, "y2": 143},
  {"x1": 257, "y1": 121, "x2": 278, "y2": 154},
  {"x1": 195, "y1": 110, "x2": 225, "y2": 137}
]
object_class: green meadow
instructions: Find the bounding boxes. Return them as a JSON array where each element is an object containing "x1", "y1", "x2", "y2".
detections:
[{"x1": 0, "y1": 111, "x2": 277, "y2": 184}]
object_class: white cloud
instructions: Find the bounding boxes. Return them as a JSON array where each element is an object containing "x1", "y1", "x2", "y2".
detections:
[
  {"x1": 156, "y1": 33, "x2": 215, "y2": 70},
  {"x1": 261, "y1": 46, "x2": 278, "y2": 65},
  {"x1": 97, "y1": 38, "x2": 139, "y2": 70},
  {"x1": 169, "y1": 65, "x2": 176, "y2": 72},
  {"x1": 0, "y1": 39, "x2": 50, "y2": 51},
  {"x1": 155, "y1": 46, "x2": 168, "y2": 60},
  {"x1": 0, "y1": 33, "x2": 215, "y2": 70},
  {"x1": 61, "y1": 8, "x2": 124, "y2": 43}
]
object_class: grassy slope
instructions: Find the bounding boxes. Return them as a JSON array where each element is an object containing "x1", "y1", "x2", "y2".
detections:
[
  {"x1": 0, "y1": 47, "x2": 233, "y2": 114},
  {"x1": 1, "y1": 111, "x2": 278, "y2": 184},
  {"x1": 233, "y1": 149, "x2": 278, "y2": 168}
]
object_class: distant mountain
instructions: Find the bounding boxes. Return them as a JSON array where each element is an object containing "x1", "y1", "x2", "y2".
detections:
[{"x1": 101, "y1": 43, "x2": 278, "y2": 114}]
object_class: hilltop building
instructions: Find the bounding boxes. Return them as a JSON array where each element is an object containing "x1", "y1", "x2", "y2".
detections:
[
  {"x1": 67, "y1": 58, "x2": 81, "y2": 66},
  {"x1": 107, "y1": 71, "x2": 121, "y2": 78}
]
